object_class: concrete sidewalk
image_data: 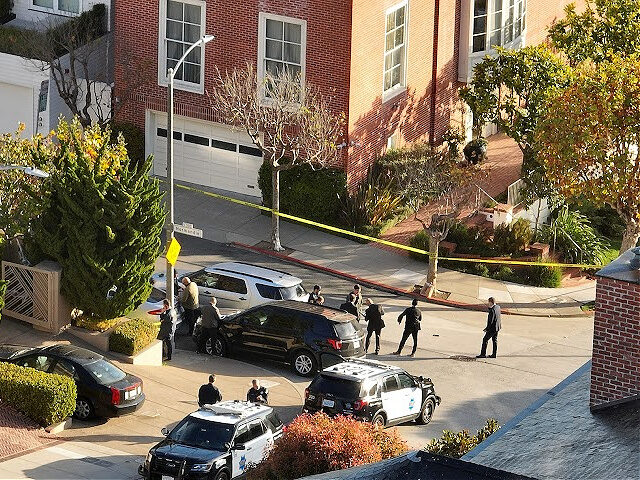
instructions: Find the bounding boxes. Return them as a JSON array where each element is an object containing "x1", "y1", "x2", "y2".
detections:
[{"x1": 169, "y1": 181, "x2": 595, "y2": 317}]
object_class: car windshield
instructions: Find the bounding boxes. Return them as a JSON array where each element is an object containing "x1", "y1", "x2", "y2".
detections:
[
  {"x1": 84, "y1": 359, "x2": 127, "y2": 385},
  {"x1": 280, "y1": 283, "x2": 306, "y2": 300},
  {"x1": 256, "y1": 283, "x2": 306, "y2": 300},
  {"x1": 169, "y1": 417, "x2": 234, "y2": 451},
  {"x1": 311, "y1": 374, "x2": 362, "y2": 398},
  {"x1": 333, "y1": 319, "x2": 361, "y2": 339}
]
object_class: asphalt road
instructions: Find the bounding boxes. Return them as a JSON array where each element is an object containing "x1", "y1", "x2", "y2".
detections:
[{"x1": 167, "y1": 234, "x2": 594, "y2": 449}]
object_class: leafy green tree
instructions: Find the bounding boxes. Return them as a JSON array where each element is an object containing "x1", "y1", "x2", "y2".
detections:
[
  {"x1": 549, "y1": 0, "x2": 640, "y2": 65},
  {"x1": 28, "y1": 119, "x2": 165, "y2": 320},
  {"x1": 537, "y1": 56, "x2": 640, "y2": 252},
  {"x1": 459, "y1": 46, "x2": 572, "y2": 212}
]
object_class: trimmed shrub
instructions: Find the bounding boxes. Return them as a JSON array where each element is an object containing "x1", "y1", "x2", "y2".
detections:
[
  {"x1": 0, "y1": 362, "x2": 76, "y2": 426},
  {"x1": 493, "y1": 218, "x2": 532, "y2": 255},
  {"x1": 258, "y1": 163, "x2": 347, "y2": 226},
  {"x1": 246, "y1": 412, "x2": 408, "y2": 480},
  {"x1": 425, "y1": 419, "x2": 500, "y2": 459},
  {"x1": 73, "y1": 314, "x2": 120, "y2": 333},
  {"x1": 494, "y1": 266, "x2": 516, "y2": 282},
  {"x1": 109, "y1": 318, "x2": 158, "y2": 356},
  {"x1": 524, "y1": 262, "x2": 563, "y2": 288}
]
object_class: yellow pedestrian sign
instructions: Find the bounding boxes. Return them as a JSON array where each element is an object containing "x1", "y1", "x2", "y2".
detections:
[{"x1": 166, "y1": 237, "x2": 181, "y2": 266}]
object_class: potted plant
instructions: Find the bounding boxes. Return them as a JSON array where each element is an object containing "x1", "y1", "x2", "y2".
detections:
[{"x1": 463, "y1": 137, "x2": 488, "y2": 164}]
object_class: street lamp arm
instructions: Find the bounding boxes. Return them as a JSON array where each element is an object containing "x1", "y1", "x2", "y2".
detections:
[
  {"x1": 0, "y1": 165, "x2": 49, "y2": 178},
  {"x1": 168, "y1": 34, "x2": 215, "y2": 80}
]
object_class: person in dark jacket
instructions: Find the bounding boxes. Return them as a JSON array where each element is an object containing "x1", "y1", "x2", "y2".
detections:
[
  {"x1": 392, "y1": 299, "x2": 422, "y2": 357},
  {"x1": 364, "y1": 300, "x2": 385, "y2": 355},
  {"x1": 246, "y1": 379, "x2": 269, "y2": 404},
  {"x1": 158, "y1": 299, "x2": 177, "y2": 361},
  {"x1": 339, "y1": 293, "x2": 358, "y2": 317},
  {"x1": 197, "y1": 297, "x2": 221, "y2": 354},
  {"x1": 477, "y1": 297, "x2": 501, "y2": 358},
  {"x1": 308, "y1": 285, "x2": 322, "y2": 304},
  {"x1": 198, "y1": 374, "x2": 222, "y2": 407}
]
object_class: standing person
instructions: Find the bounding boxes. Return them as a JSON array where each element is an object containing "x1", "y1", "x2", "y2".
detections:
[
  {"x1": 173, "y1": 271, "x2": 180, "y2": 300},
  {"x1": 198, "y1": 297, "x2": 221, "y2": 354},
  {"x1": 180, "y1": 277, "x2": 199, "y2": 336},
  {"x1": 347, "y1": 284, "x2": 363, "y2": 310},
  {"x1": 364, "y1": 299, "x2": 385, "y2": 355},
  {"x1": 392, "y1": 299, "x2": 422, "y2": 357},
  {"x1": 246, "y1": 379, "x2": 269, "y2": 404},
  {"x1": 339, "y1": 293, "x2": 358, "y2": 317},
  {"x1": 477, "y1": 297, "x2": 501, "y2": 358},
  {"x1": 158, "y1": 299, "x2": 177, "y2": 361},
  {"x1": 198, "y1": 374, "x2": 222, "y2": 407},
  {"x1": 308, "y1": 285, "x2": 322, "y2": 304}
]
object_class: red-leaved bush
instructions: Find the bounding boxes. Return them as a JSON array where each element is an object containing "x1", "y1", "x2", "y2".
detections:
[{"x1": 246, "y1": 412, "x2": 408, "y2": 480}]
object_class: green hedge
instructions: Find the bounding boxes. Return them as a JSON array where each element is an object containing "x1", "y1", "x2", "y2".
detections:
[
  {"x1": 0, "y1": 362, "x2": 76, "y2": 426},
  {"x1": 109, "y1": 318, "x2": 158, "y2": 356},
  {"x1": 258, "y1": 163, "x2": 347, "y2": 225}
]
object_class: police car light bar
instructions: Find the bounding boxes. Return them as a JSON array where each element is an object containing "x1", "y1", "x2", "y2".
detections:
[{"x1": 201, "y1": 401, "x2": 263, "y2": 417}]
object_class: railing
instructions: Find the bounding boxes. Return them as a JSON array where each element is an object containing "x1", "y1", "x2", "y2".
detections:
[
  {"x1": 474, "y1": 184, "x2": 500, "y2": 211},
  {"x1": 507, "y1": 179, "x2": 524, "y2": 206},
  {"x1": 552, "y1": 224, "x2": 583, "y2": 265}
]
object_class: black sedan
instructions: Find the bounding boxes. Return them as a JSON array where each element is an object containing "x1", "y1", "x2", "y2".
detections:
[{"x1": 0, "y1": 343, "x2": 145, "y2": 420}]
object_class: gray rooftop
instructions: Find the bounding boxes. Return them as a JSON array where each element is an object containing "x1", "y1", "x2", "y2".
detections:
[
  {"x1": 464, "y1": 362, "x2": 640, "y2": 480},
  {"x1": 596, "y1": 247, "x2": 640, "y2": 285}
]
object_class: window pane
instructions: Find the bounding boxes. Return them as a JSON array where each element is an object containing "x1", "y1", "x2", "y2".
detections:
[
  {"x1": 266, "y1": 19, "x2": 283, "y2": 40},
  {"x1": 283, "y1": 42, "x2": 300, "y2": 63},
  {"x1": 184, "y1": 22, "x2": 201, "y2": 43},
  {"x1": 386, "y1": 12, "x2": 396, "y2": 32},
  {"x1": 266, "y1": 60, "x2": 282, "y2": 76},
  {"x1": 183, "y1": 63, "x2": 200, "y2": 83},
  {"x1": 490, "y1": 29, "x2": 501, "y2": 48},
  {"x1": 167, "y1": 20, "x2": 183, "y2": 41},
  {"x1": 34, "y1": 0, "x2": 54, "y2": 8},
  {"x1": 395, "y1": 27, "x2": 404, "y2": 47},
  {"x1": 167, "y1": 41, "x2": 183, "y2": 60},
  {"x1": 474, "y1": 0, "x2": 487, "y2": 16},
  {"x1": 58, "y1": 0, "x2": 79, "y2": 13},
  {"x1": 286, "y1": 64, "x2": 301, "y2": 79},
  {"x1": 391, "y1": 65, "x2": 401, "y2": 87},
  {"x1": 211, "y1": 139, "x2": 237, "y2": 152},
  {"x1": 385, "y1": 32, "x2": 394, "y2": 51},
  {"x1": 493, "y1": 0, "x2": 502, "y2": 10},
  {"x1": 494, "y1": 11, "x2": 502, "y2": 26},
  {"x1": 392, "y1": 47, "x2": 404, "y2": 67},
  {"x1": 167, "y1": 0, "x2": 183, "y2": 21},
  {"x1": 473, "y1": 15, "x2": 487, "y2": 34},
  {"x1": 384, "y1": 71, "x2": 392, "y2": 90},
  {"x1": 395, "y1": 7, "x2": 405, "y2": 27},
  {"x1": 284, "y1": 23, "x2": 301, "y2": 43},
  {"x1": 186, "y1": 45, "x2": 200, "y2": 63},
  {"x1": 473, "y1": 34, "x2": 486, "y2": 52},
  {"x1": 184, "y1": 3, "x2": 201, "y2": 24},
  {"x1": 266, "y1": 39, "x2": 282, "y2": 60},
  {"x1": 384, "y1": 52, "x2": 393, "y2": 70}
]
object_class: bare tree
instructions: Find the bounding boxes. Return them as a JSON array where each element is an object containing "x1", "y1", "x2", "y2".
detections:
[
  {"x1": 211, "y1": 64, "x2": 345, "y2": 250},
  {"x1": 397, "y1": 148, "x2": 480, "y2": 297}
]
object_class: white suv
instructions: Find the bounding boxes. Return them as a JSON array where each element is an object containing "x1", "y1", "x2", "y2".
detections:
[
  {"x1": 152, "y1": 262, "x2": 309, "y2": 310},
  {"x1": 140, "y1": 401, "x2": 283, "y2": 479}
]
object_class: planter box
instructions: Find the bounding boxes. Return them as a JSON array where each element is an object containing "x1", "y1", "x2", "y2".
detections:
[
  {"x1": 67, "y1": 325, "x2": 113, "y2": 352},
  {"x1": 45, "y1": 417, "x2": 72, "y2": 434},
  {"x1": 108, "y1": 339, "x2": 163, "y2": 367}
]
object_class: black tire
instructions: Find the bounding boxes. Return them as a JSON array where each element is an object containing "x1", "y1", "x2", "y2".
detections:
[
  {"x1": 291, "y1": 350, "x2": 317, "y2": 377},
  {"x1": 417, "y1": 398, "x2": 436, "y2": 425},
  {"x1": 372, "y1": 412, "x2": 386, "y2": 427},
  {"x1": 213, "y1": 469, "x2": 229, "y2": 480},
  {"x1": 211, "y1": 335, "x2": 226, "y2": 357},
  {"x1": 74, "y1": 397, "x2": 94, "y2": 420}
]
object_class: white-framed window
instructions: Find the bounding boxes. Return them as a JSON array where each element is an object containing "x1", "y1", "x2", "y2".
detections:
[
  {"x1": 32, "y1": 0, "x2": 81, "y2": 15},
  {"x1": 383, "y1": 2, "x2": 408, "y2": 97},
  {"x1": 258, "y1": 13, "x2": 307, "y2": 90},
  {"x1": 472, "y1": 0, "x2": 526, "y2": 53},
  {"x1": 158, "y1": 0, "x2": 207, "y2": 93}
]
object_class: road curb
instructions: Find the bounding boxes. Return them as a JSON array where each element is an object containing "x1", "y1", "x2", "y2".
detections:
[{"x1": 230, "y1": 242, "x2": 590, "y2": 319}]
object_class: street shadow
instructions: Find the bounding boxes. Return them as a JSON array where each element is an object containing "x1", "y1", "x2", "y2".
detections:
[{"x1": 23, "y1": 454, "x2": 143, "y2": 480}]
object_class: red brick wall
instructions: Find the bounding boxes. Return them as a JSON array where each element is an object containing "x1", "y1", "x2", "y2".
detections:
[
  {"x1": 590, "y1": 276, "x2": 640, "y2": 409},
  {"x1": 114, "y1": 0, "x2": 352, "y2": 168},
  {"x1": 526, "y1": 0, "x2": 586, "y2": 46}
]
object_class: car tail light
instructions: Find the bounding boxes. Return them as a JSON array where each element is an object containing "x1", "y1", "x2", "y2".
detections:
[
  {"x1": 327, "y1": 338, "x2": 342, "y2": 350},
  {"x1": 304, "y1": 388, "x2": 309, "y2": 400},
  {"x1": 353, "y1": 399, "x2": 368, "y2": 411},
  {"x1": 147, "y1": 308, "x2": 163, "y2": 315},
  {"x1": 110, "y1": 387, "x2": 121, "y2": 405}
]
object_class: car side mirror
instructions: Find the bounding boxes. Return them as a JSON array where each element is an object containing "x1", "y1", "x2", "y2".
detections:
[
  {"x1": 232, "y1": 443, "x2": 246, "y2": 451},
  {"x1": 161, "y1": 427, "x2": 169, "y2": 436}
]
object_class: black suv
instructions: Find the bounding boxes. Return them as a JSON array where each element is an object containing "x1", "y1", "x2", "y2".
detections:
[
  {"x1": 195, "y1": 301, "x2": 365, "y2": 376},
  {"x1": 303, "y1": 358, "x2": 440, "y2": 427}
]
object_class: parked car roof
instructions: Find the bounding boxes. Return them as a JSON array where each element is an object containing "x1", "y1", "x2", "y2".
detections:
[
  {"x1": 271, "y1": 300, "x2": 357, "y2": 322},
  {"x1": 192, "y1": 400, "x2": 273, "y2": 425},
  {"x1": 40, "y1": 344, "x2": 104, "y2": 364},
  {"x1": 321, "y1": 358, "x2": 401, "y2": 381},
  {"x1": 204, "y1": 262, "x2": 302, "y2": 287},
  {"x1": 0, "y1": 344, "x2": 39, "y2": 361}
]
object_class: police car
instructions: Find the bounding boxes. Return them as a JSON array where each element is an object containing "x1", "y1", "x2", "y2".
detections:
[
  {"x1": 139, "y1": 401, "x2": 283, "y2": 480},
  {"x1": 302, "y1": 358, "x2": 441, "y2": 427}
]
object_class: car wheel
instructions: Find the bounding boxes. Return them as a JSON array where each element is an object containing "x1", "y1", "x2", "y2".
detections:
[
  {"x1": 211, "y1": 335, "x2": 226, "y2": 357},
  {"x1": 292, "y1": 350, "x2": 317, "y2": 377},
  {"x1": 74, "y1": 397, "x2": 94, "y2": 420},
  {"x1": 213, "y1": 469, "x2": 230, "y2": 480},
  {"x1": 372, "y1": 412, "x2": 386, "y2": 427},
  {"x1": 417, "y1": 398, "x2": 436, "y2": 425}
]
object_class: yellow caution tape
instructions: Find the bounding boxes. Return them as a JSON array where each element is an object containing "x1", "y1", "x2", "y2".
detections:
[{"x1": 169, "y1": 181, "x2": 603, "y2": 269}]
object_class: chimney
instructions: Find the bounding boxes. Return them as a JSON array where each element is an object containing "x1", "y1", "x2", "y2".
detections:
[{"x1": 590, "y1": 247, "x2": 640, "y2": 411}]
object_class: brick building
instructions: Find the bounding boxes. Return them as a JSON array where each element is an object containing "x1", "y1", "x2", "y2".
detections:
[{"x1": 114, "y1": 0, "x2": 578, "y2": 196}]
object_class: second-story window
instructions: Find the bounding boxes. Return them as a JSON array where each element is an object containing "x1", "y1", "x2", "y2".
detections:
[
  {"x1": 259, "y1": 13, "x2": 306, "y2": 92},
  {"x1": 384, "y1": 2, "x2": 407, "y2": 94},
  {"x1": 33, "y1": 0, "x2": 80, "y2": 15},
  {"x1": 472, "y1": 0, "x2": 526, "y2": 53}
]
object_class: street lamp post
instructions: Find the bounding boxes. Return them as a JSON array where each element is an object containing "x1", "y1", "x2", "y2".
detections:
[
  {"x1": 165, "y1": 34, "x2": 214, "y2": 308},
  {"x1": 0, "y1": 165, "x2": 49, "y2": 178}
]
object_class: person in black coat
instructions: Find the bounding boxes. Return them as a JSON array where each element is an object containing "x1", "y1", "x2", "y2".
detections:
[
  {"x1": 339, "y1": 293, "x2": 359, "y2": 317},
  {"x1": 246, "y1": 379, "x2": 269, "y2": 404},
  {"x1": 157, "y1": 299, "x2": 177, "y2": 361},
  {"x1": 477, "y1": 297, "x2": 501, "y2": 358},
  {"x1": 364, "y1": 300, "x2": 385, "y2": 355},
  {"x1": 198, "y1": 374, "x2": 222, "y2": 407},
  {"x1": 392, "y1": 299, "x2": 422, "y2": 357}
]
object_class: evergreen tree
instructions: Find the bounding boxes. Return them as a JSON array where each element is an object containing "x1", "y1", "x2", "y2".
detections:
[{"x1": 28, "y1": 119, "x2": 165, "y2": 320}]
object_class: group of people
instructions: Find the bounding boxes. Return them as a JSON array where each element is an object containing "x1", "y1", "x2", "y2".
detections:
[{"x1": 197, "y1": 374, "x2": 268, "y2": 407}]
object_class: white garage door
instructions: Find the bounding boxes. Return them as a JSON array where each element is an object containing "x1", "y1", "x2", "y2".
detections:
[
  {"x1": 0, "y1": 82, "x2": 34, "y2": 136},
  {"x1": 151, "y1": 113, "x2": 263, "y2": 197}
]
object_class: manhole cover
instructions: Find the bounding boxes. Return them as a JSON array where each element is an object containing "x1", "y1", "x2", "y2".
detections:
[{"x1": 449, "y1": 355, "x2": 476, "y2": 362}]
